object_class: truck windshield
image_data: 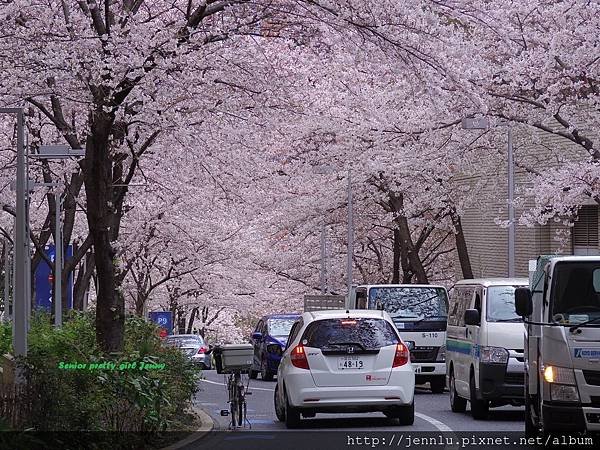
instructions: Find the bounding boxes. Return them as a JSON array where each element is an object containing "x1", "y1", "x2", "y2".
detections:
[
  {"x1": 551, "y1": 262, "x2": 600, "y2": 323},
  {"x1": 368, "y1": 287, "x2": 448, "y2": 323},
  {"x1": 486, "y1": 286, "x2": 523, "y2": 322}
]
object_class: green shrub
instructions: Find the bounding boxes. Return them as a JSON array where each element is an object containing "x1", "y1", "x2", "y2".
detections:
[{"x1": 16, "y1": 311, "x2": 200, "y2": 436}]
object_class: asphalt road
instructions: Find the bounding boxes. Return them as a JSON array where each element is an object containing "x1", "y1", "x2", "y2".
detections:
[{"x1": 194, "y1": 369, "x2": 525, "y2": 433}]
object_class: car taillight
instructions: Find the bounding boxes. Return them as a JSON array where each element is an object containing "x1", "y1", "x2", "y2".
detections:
[
  {"x1": 392, "y1": 343, "x2": 409, "y2": 367},
  {"x1": 291, "y1": 345, "x2": 310, "y2": 370},
  {"x1": 197, "y1": 346, "x2": 208, "y2": 354}
]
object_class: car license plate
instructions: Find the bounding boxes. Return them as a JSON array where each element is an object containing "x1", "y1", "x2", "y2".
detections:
[
  {"x1": 338, "y1": 356, "x2": 364, "y2": 370},
  {"x1": 413, "y1": 365, "x2": 421, "y2": 373}
]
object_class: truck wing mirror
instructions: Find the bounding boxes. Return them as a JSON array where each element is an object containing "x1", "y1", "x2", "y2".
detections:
[
  {"x1": 464, "y1": 309, "x2": 480, "y2": 326},
  {"x1": 515, "y1": 287, "x2": 533, "y2": 317}
]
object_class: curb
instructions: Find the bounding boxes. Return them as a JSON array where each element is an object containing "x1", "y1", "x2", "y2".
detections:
[{"x1": 160, "y1": 405, "x2": 214, "y2": 450}]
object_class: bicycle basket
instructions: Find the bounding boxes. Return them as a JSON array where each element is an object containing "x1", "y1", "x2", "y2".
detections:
[{"x1": 218, "y1": 344, "x2": 254, "y2": 374}]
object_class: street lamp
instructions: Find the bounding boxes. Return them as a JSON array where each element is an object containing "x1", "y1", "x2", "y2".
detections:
[
  {"x1": 312, "y1": 165, "x2": 354, "y2": 295},
  {"x1": 0, "y1": 107, "x2": 28, "y2": 374},
  {"x1": 461, "y1": 117, "x2": 515, "y2": 277},
  {"x1": 33, "y1": 145, "x2": 85, "y2": 326}
]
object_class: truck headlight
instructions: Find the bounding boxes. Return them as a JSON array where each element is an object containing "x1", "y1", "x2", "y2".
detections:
[
  {"x1": 543, "y1": 365, "x2": 576, "y2": 385},
  {"x1": 550, "y1": 384, "x2": 580, "y2": 402},
  {"x1": 436, "y1": 345, "x2": 446, "y2": 362},
  {"x1": 480, "y1": 346, "x2": 509, "y2": 364}
]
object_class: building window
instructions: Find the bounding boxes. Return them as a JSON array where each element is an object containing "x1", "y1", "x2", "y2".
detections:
[{"x1": 573, "y1": 205, "x2": 599, "y2": 255}]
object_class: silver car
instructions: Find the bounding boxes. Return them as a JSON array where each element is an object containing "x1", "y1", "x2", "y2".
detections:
[{"x1": 163, "y1": 334, "x2": 211, "y2": 369}]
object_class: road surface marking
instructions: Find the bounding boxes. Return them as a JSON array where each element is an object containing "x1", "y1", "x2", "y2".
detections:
[
  {"x1": 200, "y1": 378, "x2": 275, "y2": 392},
  {"x1": 415, "y1": 412, "x2": 453, "y2": 432},
  {"x1": 202, "y1": 378, "x2": 453, "y2": 432}
]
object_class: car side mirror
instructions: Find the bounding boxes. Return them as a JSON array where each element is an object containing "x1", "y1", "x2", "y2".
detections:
[
  {"x1": 252, "y1": 332, "x2": 262, "y2": 341},
  {"x1": 515, "y1": 287, "x2": 533, "y2": 317},
  {"x1": 464, "y1": 309, "x2": 480, "y2": 326}
]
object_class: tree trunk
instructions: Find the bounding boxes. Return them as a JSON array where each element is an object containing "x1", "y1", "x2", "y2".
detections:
[
  {"x1": 392, "y1": 228, "x2": 400, "y2": 283},
  {"x1": 186, "y1": 307, "x2": 199, "y2": 334},
  {"x1": 83, "y1": 111, "x2": 124, "y2": 353},
  {"x1": 73, "y1": 252, "x2": 95, "y2": 310},
  {"x1": 451, "y1": 209, "x2": 474, "y2": 279},
  {"x1": 390, "y1": 193, "x2": 429, "y2": 284}
]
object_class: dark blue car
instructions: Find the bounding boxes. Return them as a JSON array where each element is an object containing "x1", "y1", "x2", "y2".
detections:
[{"x1": 249, "y1": 313, "x2": 300, "y2": 381}]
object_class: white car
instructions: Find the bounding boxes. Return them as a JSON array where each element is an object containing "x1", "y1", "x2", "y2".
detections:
[{"x1": 274, "y1": 309, "x2": 415, "y2": 428}]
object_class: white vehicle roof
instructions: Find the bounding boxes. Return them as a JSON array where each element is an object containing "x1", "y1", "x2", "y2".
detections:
[
  {"x1": 302, "y1": 309, "x2": 390, "y2": 322},
  {"x1": 454, "y1": 278, "x2": 528, "y2": 287},
  {"x1": 545, "y1": 255, "x2": 600, "y2": 262},
  {"x1": 357, "y1": 284, "x2": 447, "y2": 290}
]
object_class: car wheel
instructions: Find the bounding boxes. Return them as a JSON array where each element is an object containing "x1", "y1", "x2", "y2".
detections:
[
  {"x1": 274, "y1": 384, "x2": 285, "y2": 422},
  {"x1": 249, "y1": 369, "x2": 258, "y2": 380},
  {"x1": 469, "y1": 372, "x2": 489, "y2": 420},
  {"x1": 450, "y1": 370, "x2": 467, "y2": 413},
  {"x1": 430, "y1": 377, "x2": 445, "y2": 394},
  {"x1": 284, "y1": 389, "x2": 301, "y2": 429},
  {"x1": 388, "y1": 402, "x2": 414, "y2": 426},
  {"x1": 261, "y1": 360, "x2": 274, "y2": 381}
]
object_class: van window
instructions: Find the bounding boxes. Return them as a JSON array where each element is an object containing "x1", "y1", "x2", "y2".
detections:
[
  {"x1": 486, "y1": 286, "x2": 521, "y2": 322},
  {"x1": 449, "y1": 287, "x2": 472, "y2": 327}
]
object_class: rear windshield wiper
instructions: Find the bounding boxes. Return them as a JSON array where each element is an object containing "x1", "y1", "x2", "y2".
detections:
[
  {"x1": 327, "y1": 341, "x2": 365, "y2": 349},
  {"x1": 569, "y1": 316, "x2": 600, "y2": 332}
]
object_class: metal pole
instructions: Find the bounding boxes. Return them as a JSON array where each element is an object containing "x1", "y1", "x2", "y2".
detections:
[
  {"x1": 2, "y1": 241, "x2": 9, "y2": 323},
  {"x1": 508, "y1": 126, "x2": 515, "y2": 278},
  {"x1": 347, "y1": 170, "x2": 354, "y2": 295},
  {"x1": 5, "y1": 108, "x2": 28, "y2": 368},
  {"x1": 55, "y1": 190, "x2": 62, "y2": 327},
  {"x1": 320, "y1": 221, "x2": 326, "y2": 294},
  {"x1": 25, "y1": 131, "x2": 31, "y2": 328}
]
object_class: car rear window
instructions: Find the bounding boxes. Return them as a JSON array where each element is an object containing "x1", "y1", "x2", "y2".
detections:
[
  {"x1": 301, "y1": 318, "x2": 399, "y2": 350},
  {"x1": 164, "y1": 337, "x2": 203, "y2": 347}
]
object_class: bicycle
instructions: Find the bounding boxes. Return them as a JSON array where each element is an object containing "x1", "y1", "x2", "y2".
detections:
[{"x1": 211, "y1": 344, "x2": 253, "y2": 429}]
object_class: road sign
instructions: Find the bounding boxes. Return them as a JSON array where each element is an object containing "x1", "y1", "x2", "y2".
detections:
[
  {"x1": 34, "y1": 245, "x2": 73, "y2": 311},
  {"x1": 149, "y1": 311, "x2": 173, "y2": 336},
  {"x1": 304, "y1": 294, "x2": 346, "y2": 311},
  {"x1": 461, "y1": 117, "x2": 490, "y2": 130}
]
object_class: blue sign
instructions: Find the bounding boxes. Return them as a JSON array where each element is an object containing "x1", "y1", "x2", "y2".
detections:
[
  {"x1": 149, "y1": 311, "x2": 173, "y2": 335},
  {"x1": 34, "y1": 245, "x2": 73, "y2": 311}
]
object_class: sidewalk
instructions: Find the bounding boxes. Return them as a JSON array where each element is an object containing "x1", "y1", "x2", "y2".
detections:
[{"x1": 160, "y1": 405, "x2": 214, "y2": 450}]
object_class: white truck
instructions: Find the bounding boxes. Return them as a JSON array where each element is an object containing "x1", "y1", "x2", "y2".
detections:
[
  {"x1": 515, "y1": 255, "x2": 600, "y2": 437},
  {"x1": 347, "y1": 284, "x2": 449, "y2": 393}
]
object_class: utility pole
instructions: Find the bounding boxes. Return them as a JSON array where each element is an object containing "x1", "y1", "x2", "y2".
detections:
[
  {"x1": 55, "y1": 190, "x2": 62, "y2": 326},
  {"x1": 0, "y1": 108, "x2": 28, "y2": 373},
  {"x1": 347, "y1": 170, "x2": 354, "y2": 296},
  {"x1": 507, "y1": 126, "x2": 515, "y2": 278}
]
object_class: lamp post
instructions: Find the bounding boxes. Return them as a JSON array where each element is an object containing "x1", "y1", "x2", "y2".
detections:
[
  {"x1": 313, "y1": 165, "x2": 354, "y2": 295},
  {"x1": 0, "y1": 108, "x2": 28, "y2": 371},
  {"x1": 461, "y1": 117, "x2": 515, "y2": 277},
  {"x1": 346, "y1": 170, "x2": 354, "y2": 296},
  {"x1": 33, "y1": 145, "x2": 85, "y2": 326}
]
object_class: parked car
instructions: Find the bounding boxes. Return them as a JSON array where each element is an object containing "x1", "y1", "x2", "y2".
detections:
[
  {"x1": 163, "y1": 334, "x2": 211, "y2": 369},
  {"x1": 274, "y1": 310, "x2": 415, "y2": 428},
  {"x1": 250, "y1": 313, "x2": 300, "y2": 381}
]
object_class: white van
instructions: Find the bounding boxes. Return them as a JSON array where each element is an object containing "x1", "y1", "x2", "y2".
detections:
[{"x1": 446, "y1": 278, "x2": 528, "y2": 419}]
